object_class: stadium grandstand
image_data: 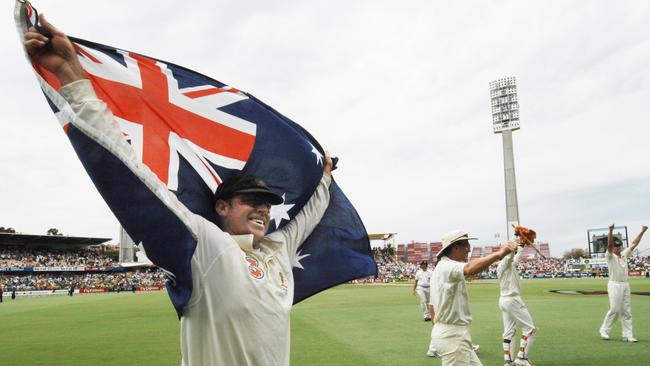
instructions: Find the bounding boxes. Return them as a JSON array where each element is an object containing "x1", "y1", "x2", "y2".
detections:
[
  {"x1": 4, "y1": 230, "x2": 648, "y2": 292},
  {"x1": 0, "y1": 231, "x2": 164, "y2": 296},
  {"x1": 396, "y1": 241, "x2": 550, "y2": 264}
]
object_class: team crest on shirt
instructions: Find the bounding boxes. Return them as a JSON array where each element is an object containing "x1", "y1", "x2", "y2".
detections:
[{"x1": 245, "y1": 256, "x2": 265, "y2": 279}]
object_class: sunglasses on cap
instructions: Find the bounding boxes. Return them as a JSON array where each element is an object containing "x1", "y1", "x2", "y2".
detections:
[{"x1": 236, "y1": 194, "x2": 272, "y2": 209}]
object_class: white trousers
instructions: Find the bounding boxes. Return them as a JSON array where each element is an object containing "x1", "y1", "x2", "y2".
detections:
[
  {"x1": 600, "y1": 281, "x2": 633, "y2": 338},
  {"x1": 499, "y1": 296, "x2": 535, "y2": 338},
  {"x1": 429, "y1": 323, "x2": 482, "y2": 366},
  {"x1": 499, "y1": 296, "x2": 536, "y2": 358},
  {"x1": 416, "y1": 286, "x2": 431, "y2": 318}
]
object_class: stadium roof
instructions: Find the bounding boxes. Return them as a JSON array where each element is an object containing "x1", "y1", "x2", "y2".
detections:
[
  {"x1": 0, "y1": 232, "x2": 111, "y2": 247},
  {"x1": 368, "y1": 233, "x2": 397, "y2": 241}
]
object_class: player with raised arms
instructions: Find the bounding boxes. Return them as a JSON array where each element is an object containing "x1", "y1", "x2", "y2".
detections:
[
  {"x1": 599, "y1": 224, "x2": 647, "y2": 342},
  {"x1": 23, "y1": 12, "x2": 335, "y2": 366}
]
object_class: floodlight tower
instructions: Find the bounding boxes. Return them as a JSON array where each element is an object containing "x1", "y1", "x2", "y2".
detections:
[
  {"x1": 118, "y1": 226, "x2": 135, "y2": 263},
  {"x1": 490, "y1": 77, "x2": 521, "y2": 240}
]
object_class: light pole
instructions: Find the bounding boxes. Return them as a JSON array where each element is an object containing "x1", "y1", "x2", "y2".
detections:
[{"x1": 490, "y1": 77, "x2": 521, "y2": 240}]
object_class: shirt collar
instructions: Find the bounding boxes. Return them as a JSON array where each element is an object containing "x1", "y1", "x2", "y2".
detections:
[
  {"x1": 439, "y1": 256, "x2": 461, "y2": 264},
  {"x1": 232, "y1": 234, "x2": 283, "y2": 254}
]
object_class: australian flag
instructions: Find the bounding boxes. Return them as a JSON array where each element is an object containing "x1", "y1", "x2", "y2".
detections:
[{"x1": 15, "y1": 1, "x2": 377, "y2": 317}]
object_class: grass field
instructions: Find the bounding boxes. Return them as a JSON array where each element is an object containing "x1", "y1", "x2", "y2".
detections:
[{"x1": 1, "y1": 278, "x2": 649, "y2": 365}]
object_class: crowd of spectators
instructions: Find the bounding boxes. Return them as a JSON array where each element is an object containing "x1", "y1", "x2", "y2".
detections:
[
  {"x1": 0, "y1": 269, "x2": 164, "y2": 292},
  {"x1": 372, "y1": 252, "x2": 650, "y2": 282},
  {"x1": 629, "y1": 256, "x2": 650, "y2": 272},
  {"x1": 483, "y1": 257, "x2": 568, "y2": 279},
  {"x1": 375, "y1": 261, "x2": 418, "y2": 282},
  {"x1": 372, "y1": 247, "x2": 394, "y2": 265},
  {"x1": 369, "y1": 246, "x2": 418, "y2": 282},
  {"x1": 0, "y1": 247, "x2": 116, "y2": 268},
  {"x1": 0, "y1": 246, "x2": 163, "y2": 292},
  {"x1": 2, "y1": 246, "x2": 648, "y2": 291}
]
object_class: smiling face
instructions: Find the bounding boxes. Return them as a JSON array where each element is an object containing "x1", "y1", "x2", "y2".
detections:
[
  {"x1": 449, "y1": 240, "x2": 471, "y2": 262},
  {"x1": 215, "y1": 194, "x2": 272, "y2": 247}
]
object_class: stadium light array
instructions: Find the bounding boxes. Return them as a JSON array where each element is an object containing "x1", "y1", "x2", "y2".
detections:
[
  {"x1": 490, "y1": 77, "x2": 520, "y2": 134},
  {"x1": 490, "y1": 76, "x2": 521, "y2": 240}
]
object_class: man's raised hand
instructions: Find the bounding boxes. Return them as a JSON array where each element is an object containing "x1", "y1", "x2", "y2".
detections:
[
  {"x1": 24, "y1": 15, "x2": 85, "y2": 86},
  {"x1": 500, "y1": 241, "x2": 518, "y2": 258},
  {"x1": 324, "y1": 150, "x2": 334, "y2": 176}
]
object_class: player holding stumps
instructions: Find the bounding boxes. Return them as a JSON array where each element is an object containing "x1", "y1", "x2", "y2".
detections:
[
  {"x1": 413, "y1": 260, "x2": 433, "y2": 321},
  {"x1": 599, "y1": 224, "x2": 647, "y2": 342},
  {"x1": 497, "y1": 228, "x2": 537, "y2": 366}
]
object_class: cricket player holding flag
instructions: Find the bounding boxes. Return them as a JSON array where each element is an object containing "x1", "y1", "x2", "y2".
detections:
[{"x1": 17, "y1": 1, "x2": 377, "y2": 364}]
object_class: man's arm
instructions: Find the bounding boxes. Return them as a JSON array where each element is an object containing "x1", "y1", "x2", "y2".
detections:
[
  {"x1": 629, "y1": 225, "x2": 648, "y2": 252},
  {"x1": 606, "y1": 223, "x2": 615, "y2": 254},
  {"x1": 269, "y1": 153, "x2": 333, "y2": 255},
  {"x1": 412, "y1": 278, "x2": 418, "y2": 295},
  {"x1": 464, "y1": 241, "x2": 518, "y2": 276},
  {"x1": 630, "y1": 225, "x2": 648, "y2": 251}
]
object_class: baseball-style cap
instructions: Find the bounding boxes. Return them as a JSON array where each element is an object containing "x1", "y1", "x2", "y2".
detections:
[
  {"x1": 213, "y1": 173, "x2": 284, "y2": 205},
  {"x1": 437, "y1": 230, "x2": 477, "y2": 258}
]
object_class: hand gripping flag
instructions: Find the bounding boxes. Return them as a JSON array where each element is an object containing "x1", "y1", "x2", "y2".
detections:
[{"x1": 15, "y1": 1, "x2": 377, "y2": 317}]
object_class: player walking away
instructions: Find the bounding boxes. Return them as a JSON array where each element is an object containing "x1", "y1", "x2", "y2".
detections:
[
  {"x1": 25, "y1": 18, "x2": 334, "y2": 366},
  {"x1": 599, "y1": 224, "x2": 647, "y2": 342},
  {"x1": 427, "y1": 302, "x2": 480, "y2": 359},
  {"x1": 497, "y1": 246, "x2": 537, "y2": 366},
  {"x1": 413, "y1": 261, "x2": 433, "y2": 321},
  {"x1": 427, "y1": 230, "x2": 518, "y2": 365}
]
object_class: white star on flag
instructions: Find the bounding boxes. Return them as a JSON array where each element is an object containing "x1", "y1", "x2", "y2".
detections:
[
  {"x1": 292, "y1": 250, "x2": 311, "y2": 270},
  {"x1": 310, "y1": 143, "x2": 323, "y2": 166},
  {"x1": 270, "y1": 194, "x2": 295, "y2": 229}
]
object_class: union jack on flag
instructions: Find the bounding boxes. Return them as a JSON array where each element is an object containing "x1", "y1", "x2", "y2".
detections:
[{"x1": 15, "y1": 1, "x2": 377, "y2": 316}]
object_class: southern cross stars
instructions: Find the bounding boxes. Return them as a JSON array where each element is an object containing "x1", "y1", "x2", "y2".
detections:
[
  {"x1": 292, "y1": 250, "x2": 311, "y2": 270},
  {"x1": 270, "y1": 194, "x2": 295, "y2": 230},
  {"x1": 310, "y1": 143, "x2": 323, "y2": 166}
]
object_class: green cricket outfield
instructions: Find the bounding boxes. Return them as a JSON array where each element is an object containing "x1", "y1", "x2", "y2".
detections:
[{"x1": 1, "y1": 278, "x2": 648, "y2": 365}]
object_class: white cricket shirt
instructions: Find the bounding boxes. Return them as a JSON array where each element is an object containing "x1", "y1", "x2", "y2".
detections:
[
  {"x1": 415, "y1": 269, "x2": 433, "y2": 288},
  {"x1": 497, "y1": 250, "x2": 522, "y2": 297},
  {"x1": 429, "y1": 256, "x2": 472, "y2": 326},
  {"x1": 60, "y1": 80, "x2": 332, "y2": 366},
  {"x1": 607, "y1": 248, "x2": 631, "y2": 283}
]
